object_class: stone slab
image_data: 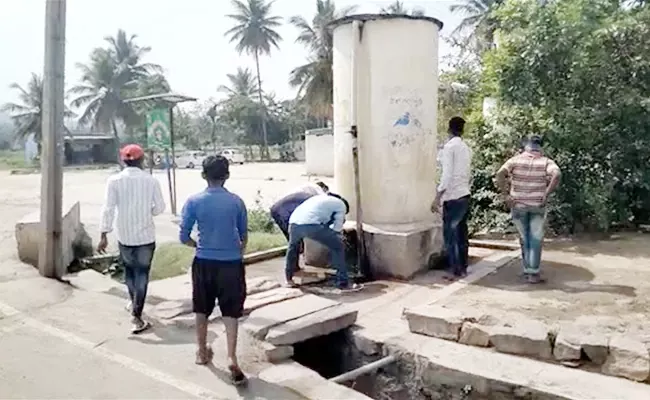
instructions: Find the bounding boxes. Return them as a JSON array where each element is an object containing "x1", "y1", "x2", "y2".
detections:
[
  {"x1": 489, "y1": 320, "x2": 553, "y2": 360},
  {"x1": 602, "y1": 335, "x2": 650, "y2": 382},
  {"x1": 265, "y1": 304, "x2": 358, "y2": 346},
  {"x1": 582, "y1": 333, "x2": 609, "y2": 365},
  {"x1": 151, "y1": 299, "x2": 192, "y2": 320},
  {"x1": 459, "y1": 322, "x2": 491, "y2": 347},
  {"x1": 260, "y1": 361, "x2": 373, "y2": 400},
  {"x1": 244, "y1": 287, "x2": 304, "y2": 313},
  {"x1": 246, "y1": 276, "x2": 281, "y2": 295},
  {"x1": 243, "y1": 294, "x2": 339, "y2": 340},
  {"x1": 404, "y1": 305, "x2": 468, "y2": 341},
  {"x1": 16, "y1": 201, "x2": 85, "y2": 276},
  {"x1": 385, "y1": 332, "x2": 650, "y2": 400},
  {"x1": 553, "y1": 328, "x2": 582, "y2": 362},
  {"x1": 259, "y1": 342, "x2": 294, "y2": 363}
]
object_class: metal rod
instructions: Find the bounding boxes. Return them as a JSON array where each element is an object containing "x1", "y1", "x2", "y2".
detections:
[
  {"x1": 329, "y1": 355, "x2": 397, "y2": 383},
  {"x1": 349, "y1": 20, "x2": 370, "y2": 279},
  {"x1": 39, "y1": 0, "x2": 66, "y2": 279}
]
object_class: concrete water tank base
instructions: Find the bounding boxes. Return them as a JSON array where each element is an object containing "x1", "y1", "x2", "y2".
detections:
[
  {"x1": 363, "y1": 221, "x2": 443, "y2": 280},
  {"x1": 302, "y1": 221, "x2": 443, "y2": 280}
]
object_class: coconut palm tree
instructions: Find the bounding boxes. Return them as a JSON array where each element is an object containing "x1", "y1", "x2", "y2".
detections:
[
  {"x1": 1, "y1": 73, "x2": 74, "y2": 144},
  {"x1": 380, "y1": 0, "x2": 425, "y2": 16},
  {"x1": 68, "y1": 31, "x2": 166, "y2": 142},
  {"x1": 225, "y1": 0, "x2": 282, "y2": 160},
  {"x1": 450, "y1": 0, "x2": 504, "y2": 52},
  {"x1": 68, "y1": 48, "x2": 138, "y2": 140},
  {"x1": 218, "y1": 67, "x2": 259, "y2": 99},
  {"x1": 289, "y1": 0, "x2": 356, "y2": 122}
]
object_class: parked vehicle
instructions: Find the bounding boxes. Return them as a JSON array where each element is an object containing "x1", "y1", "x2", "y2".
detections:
[
  {"x1": 175, "y1": 151, "x2": 206, "y2": 169},
  {"x1": 221, "y1": 148, "x2": 245, "y2": 165}
]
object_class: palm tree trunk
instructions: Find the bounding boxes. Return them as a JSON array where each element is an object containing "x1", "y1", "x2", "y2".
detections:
[
  {"x1": 111, "y1": 118, "x2": 121, "y2": 166},
  {"x1": 254, "y1": 50, "x2": 269, "y2": 160}
]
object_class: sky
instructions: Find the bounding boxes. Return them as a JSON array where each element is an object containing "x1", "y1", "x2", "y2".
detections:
[{"x1": 0, "y1": 0, "x2": 462, "y2": 111}]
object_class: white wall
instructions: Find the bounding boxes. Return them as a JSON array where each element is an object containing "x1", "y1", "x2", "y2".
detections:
[{"x1": 305, "y1": 130, "x2": 334, "y2": 176}]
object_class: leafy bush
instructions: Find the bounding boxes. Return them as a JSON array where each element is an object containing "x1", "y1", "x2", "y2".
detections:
[
  {"x1": 247, "y1": 190, "x2": 278, "y2": 233},
  {"x1": 469, "y1": 0, "x2": 650, "y2": 234}
]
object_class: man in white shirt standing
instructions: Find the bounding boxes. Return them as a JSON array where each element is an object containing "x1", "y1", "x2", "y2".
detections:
[
  {"x1": 432, "y1": 117, "x2": 472, "y2": 280},
  {"x1": 98, "y1": 144, "x2": 166, "y2": 334}
]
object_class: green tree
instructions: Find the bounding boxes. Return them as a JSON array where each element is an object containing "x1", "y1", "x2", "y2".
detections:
[
  {"x1": 218, "y1": 67, "x2": 259, "y2": 99},
  {"x1": 2, "y1": 73, "x2": 74, "y2": 144},
  {"x1": 450, "y1": 0, "x2": 504, "y2": 53},
  {"x1": 225, "y1": 0, "x2": 283, "y2": 160},
  {"x1": 473, "y1": 0, "x2": 650, "y2": 232},
  {"x1": 289, "y1": 0, "x2": 356, "y2": 122},
  {"x1": 380, "y1": 0, "x2": 425, "y2": 16},
  {"x1": 68, "y1": 30, "x2": 166, "y2": 142}
]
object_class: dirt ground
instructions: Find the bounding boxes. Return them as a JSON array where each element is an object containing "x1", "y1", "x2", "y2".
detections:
[
  {"x1": 0, "y1": 162, "x2": 330, "y2": 256},
  {"x1": 439, "y1": 233, "x2": 650, "y2": 339}
]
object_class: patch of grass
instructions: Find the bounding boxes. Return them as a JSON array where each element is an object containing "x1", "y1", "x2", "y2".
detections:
[
  {"x1": 150, "y1": 231, "x2": 286, "y2": 281},
  {"x1": 0, "y1": 150, "x2": 30, "y2": 170}
]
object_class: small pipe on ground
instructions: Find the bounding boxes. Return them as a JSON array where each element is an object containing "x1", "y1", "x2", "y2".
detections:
[{"x1": 329, "y1": 355, "x2": 397, "y2": 383}]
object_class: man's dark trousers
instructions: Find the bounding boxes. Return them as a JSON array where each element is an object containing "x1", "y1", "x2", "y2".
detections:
[{"x1": 442, "y1": 195, "x2": 470, "y2": 276}]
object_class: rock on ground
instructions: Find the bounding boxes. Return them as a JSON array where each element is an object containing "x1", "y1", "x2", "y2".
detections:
[
  {"x1": 404, "y1": 305, "x2": 466, "y2": 341},
  {"x1": 489, "y1": 320, "x2": 553, "y2": 360},
  {"x1": 459, "y1": 323, "x2": 491, "y2": 347},
  {"x1": 581, "y1": 333, "x2": 610, "y2": 365},
  {"x1": 553, "y1": 328, "x2": 582, "y2": 361},
  {"x1": 602, "y1": 335, "x2": 650, "y2": 382}
]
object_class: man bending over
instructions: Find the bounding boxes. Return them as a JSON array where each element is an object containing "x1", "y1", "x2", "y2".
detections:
[{"x1": 286, "y1": 193, "x2": 360, "y2": 292}]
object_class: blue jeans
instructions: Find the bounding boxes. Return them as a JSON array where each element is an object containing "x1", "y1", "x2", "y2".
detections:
[
  {"x1": 443, "y1": 196, "x2": 470, "y2": 276},
  {"x1": 119, "y1": 242, "x2": 156, "y2": 318},
  {"x1": 286, "y1": 224, "x2": 349, "y2": 288},
  {"x1": 511, "y1": 207, "x2": 546, "y2": 275}
]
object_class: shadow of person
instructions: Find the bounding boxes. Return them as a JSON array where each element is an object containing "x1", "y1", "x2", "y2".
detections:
[
  {"x1": 128, "y1": 322, "x2": 218, "y2": 346},
  {"x1": 206, "y1": 364, "x2": 307, "y2": 400},
  {"x1": 476, "y1": 259, "x2": 636, "y2": 297}
]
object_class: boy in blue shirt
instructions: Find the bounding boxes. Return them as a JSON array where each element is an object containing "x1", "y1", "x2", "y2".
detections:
[{"x1": 179, "y1": 155, "x2": 248, "y2": 385}]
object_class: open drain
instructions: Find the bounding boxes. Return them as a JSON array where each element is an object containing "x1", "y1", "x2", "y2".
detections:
[{"x1": 289, "y1": 329, "x2": 474, "y2": 400}]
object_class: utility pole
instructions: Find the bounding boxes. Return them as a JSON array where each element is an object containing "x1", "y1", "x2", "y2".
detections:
[{"x1": 39, "y1": 0, "x2": 66, "y2": 278}]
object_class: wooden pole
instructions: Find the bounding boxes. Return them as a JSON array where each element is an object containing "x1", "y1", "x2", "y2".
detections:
[{"x1": 39, "y1": 0, "x2": 66, "y2": 278}]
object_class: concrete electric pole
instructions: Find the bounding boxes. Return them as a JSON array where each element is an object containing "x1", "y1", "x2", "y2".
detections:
[{"x1": 39, "y1": 0, "x2": 66, "y2": 278}]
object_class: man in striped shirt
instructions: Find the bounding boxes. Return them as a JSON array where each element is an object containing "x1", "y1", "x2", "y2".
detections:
[
  {"x1": 98, "y1": 144, "x2": 166, "y2": 333},
  {"x1": 496, "y1": 135, "x2": 561, "y2": 284}
]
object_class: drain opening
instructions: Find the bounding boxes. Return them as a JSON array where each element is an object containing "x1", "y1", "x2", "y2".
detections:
[{"x1": 291, "y1": 329, "x2": 357, "y2": 379}]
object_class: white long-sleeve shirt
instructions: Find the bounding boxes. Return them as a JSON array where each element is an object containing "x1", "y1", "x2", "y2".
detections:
[
  {"x1": 437, "y1": 136, "x2": 472, "y2": 202},
  {"x1": 99, "y1": 167, "x2": 166, "y2": 246}
]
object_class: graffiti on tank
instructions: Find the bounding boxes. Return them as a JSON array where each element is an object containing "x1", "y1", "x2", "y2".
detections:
[
  {"x1": 389, "y1": 96, "x2": 423, "y2": 108},
  {"x1": 393, "y1": 112, "x2": 421, "y2": 128},
  {"x1": 389, "y1": 111, "x2": 423, "y2": 148}
]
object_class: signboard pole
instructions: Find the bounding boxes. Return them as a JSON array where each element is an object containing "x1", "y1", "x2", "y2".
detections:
[
  {"x1": 169, "y1": 107, "x2": 177, "y2": 215},
  {"x1": 145, "y1": 108, "x2": 174, "y2": 214}
]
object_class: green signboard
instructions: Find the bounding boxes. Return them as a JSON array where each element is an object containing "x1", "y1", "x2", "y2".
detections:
[{"x1": 145, "y1": 108, "x2": 171, "y2": 150}]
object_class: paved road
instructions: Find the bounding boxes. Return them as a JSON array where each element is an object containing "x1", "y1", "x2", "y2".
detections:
[
  {"x1": 0, "y1": 163, "x2": 322, "y2": 399},
  {"x1": 0, "y1": 259, "x2": 307, "y2": 399}
]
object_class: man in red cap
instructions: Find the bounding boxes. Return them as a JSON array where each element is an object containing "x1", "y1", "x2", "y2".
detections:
[{"x1": 98, "y1": 144, "x2": 166, "y2": 334}]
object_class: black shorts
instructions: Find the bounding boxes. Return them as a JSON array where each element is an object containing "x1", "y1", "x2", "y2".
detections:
[{"x1": 191, "y1": 258, "x2": 246, "y2": 318}]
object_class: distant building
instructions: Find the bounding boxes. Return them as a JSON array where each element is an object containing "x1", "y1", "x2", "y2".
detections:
[{"x1": 64, "y1": 129, "x2": 118, "y2": 165}]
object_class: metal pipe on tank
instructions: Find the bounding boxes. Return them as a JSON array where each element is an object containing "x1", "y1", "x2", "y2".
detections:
[{"x1": 349, "y1": 20, "x2": 370, "y2": 279}]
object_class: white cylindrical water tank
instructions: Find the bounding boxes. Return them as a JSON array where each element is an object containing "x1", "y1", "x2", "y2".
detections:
[{"x1": 331, "y1": 14, "x2": 443, "y2": 228}]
